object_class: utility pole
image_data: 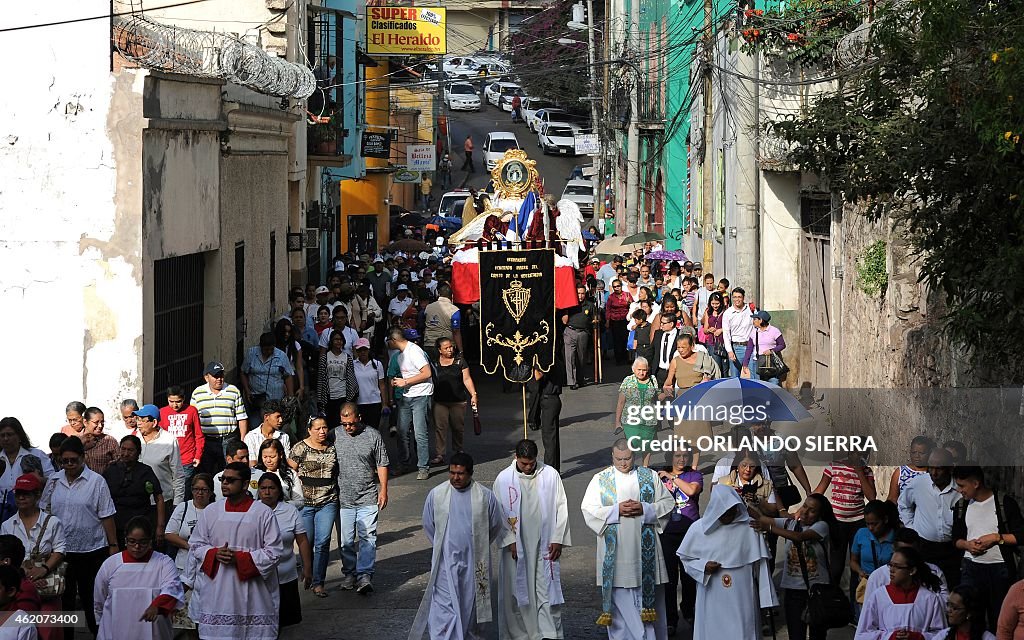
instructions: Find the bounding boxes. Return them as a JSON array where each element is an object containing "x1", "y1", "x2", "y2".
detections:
[
  {"x1": 625, "y1": 0, "x2": 641, "y2": 236},
  {"x1": 700, "y1": 0, "x2": 715, "y2": 273},
  {"x1": 586, "y1": 0, "x2": 601, "y2": 227}
]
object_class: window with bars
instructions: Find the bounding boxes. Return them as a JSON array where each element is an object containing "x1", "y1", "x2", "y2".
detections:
[
  {"x1": 152, "y1": 254, "x2": 205, "y2": 406},
  {"x1": 800, "y1": 195, "x2": 832, "y2": 236}
]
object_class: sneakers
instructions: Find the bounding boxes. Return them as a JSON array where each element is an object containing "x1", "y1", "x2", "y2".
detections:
[
  {"x1": 356, "y1": 575, "x2": 373, "y2": 594},
  {"x1": 416, "y1": 469, "x2": 430, "y2": 480},
  {"x1": 339, "y1": 574, "x2": 355, "y2": 590}
]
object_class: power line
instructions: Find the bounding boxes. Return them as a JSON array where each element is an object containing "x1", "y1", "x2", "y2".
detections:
[{"x1": 0, "y1": 0, "x2": 213, "y2": 33}]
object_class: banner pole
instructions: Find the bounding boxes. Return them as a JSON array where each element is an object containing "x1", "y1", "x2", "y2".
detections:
[
  {"x1": 593, "y1": 325, "x2": 599, "y2": 384},
  {"x1": 597, "y1": 326, "x2": 604, "y2": 383},
  {"x1": 522, "y1": 384, "x2": 528, "y2": 440}
]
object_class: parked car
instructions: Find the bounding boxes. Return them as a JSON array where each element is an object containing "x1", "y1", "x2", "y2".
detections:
[
  {"x1": 537, "y1": 122, "x2": 578, "y2": 155},
  {"x1": 484, "y1": 82, "x2": 522, "y2": 108},
  {"x1": 522, "y1": 98, "x2": 558, "y2": 131},
  {"x1": 444, "y1": 82, "x2": 481, "y2": 111},
  {"x1": 531, "y1": 108, "x2": 568, "y2": 133},
  {"x1": 561, "y1": 179, "x2": 595, "y2": 218},
  {"x1": 437, "y1": 190, "x2": 471, "y2": 218},
  {"x1": 498, "y1": 88, "x2": 526, "y2": 112},
  {"x1": 444, "y1": 58, "x2": 483, "y2": 79},
  {"x1": 483, "y1": 132, "x2": 521, "y2": 171}
]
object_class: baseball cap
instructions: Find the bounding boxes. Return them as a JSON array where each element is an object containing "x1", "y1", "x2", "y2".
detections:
[
  {"x1": 315, "y1": 285, "x2": 330, "y2": 295},
  {"x1": 203, "y1": 361, "x2": 226, "y2": 377},
  {"x1": 13, "y1": 474, "x2": 41, "y2": 493},
  {"x1": 397, "y1": 284, "x2": 410, "y2": 292},
  {"x1": 403, "y1": 328, "x2": 420, "y2": 341},
  {"x1": 590, "y1": 257, "x2": 600, "y2": 264},
  {"x1": 132, "y1": 404, "x2": 160, "y2": 421},
  {"x1": 753, "y1": 310, "x2": 771, "y2": 323},
  {"x1": 354, "y1": 338, "x2": 371, "y2": 350},
  {"x1": 693, "y1": 262, "x2": 703, "y2": 268}
]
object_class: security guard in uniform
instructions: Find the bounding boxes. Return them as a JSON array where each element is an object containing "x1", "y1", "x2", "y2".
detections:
[{"x1": 561, "y1": 285, "x2": 598, "y2": 389}]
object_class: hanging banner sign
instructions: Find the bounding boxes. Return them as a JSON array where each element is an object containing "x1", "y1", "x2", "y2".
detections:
[
  {"x1": 407, "y1": 144, "x2": 436, "y2": 171},
  {"x1": 367, "y1": 6, "x2": 447, "y2": 56},
  {"x1": 574, "y1": 134, "x2": 600, "y2": 155},
  {"x1": 479, "y1": 249, "x2": 556, "y2": 382},
  {"x1": 394, "y1": 168, "x2": 421, "y2": 183},
  {"x1": 361, "y1": 131, "x2": 390, "y2": 158}
]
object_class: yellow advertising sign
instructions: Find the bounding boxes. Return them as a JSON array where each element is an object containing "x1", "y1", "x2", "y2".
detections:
[{"x1": 367, "y1": 6, "x2": 446, "y2": 56}]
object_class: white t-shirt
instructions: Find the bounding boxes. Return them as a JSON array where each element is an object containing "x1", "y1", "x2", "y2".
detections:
[
  {"x1": 965, "y1": 494, "x2": 1003, "y2": 564},
  {"x1": 272, "y1": 501, "x2": 307, "y2": 583},
  {"x1": 354, "y1": 359, "x2": 385, "y2": 404},
  {"x1": 326, "y1": 350, "x2": 352, "y2": 399},
  {"x1": 397, "y1": 343, "x2": 433, "y2": 397},
  {"x1": 777, "y1": 519, "x2": 831, "y2": 590},
  {"x1": 388, "y1": 296, "x2": 413, "y2": 317},
  {"x1": 318, "y1": 326, "x2": 358, "y2": 356},
  {"x1": 166, "y1": 500, "x2": 203, "y2": 582}
]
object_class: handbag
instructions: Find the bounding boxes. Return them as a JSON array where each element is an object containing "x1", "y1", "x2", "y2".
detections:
[
  {"x1": 754, "y1": 330, "x2": 789, "y2": 379},
  {"x1": 795, "y1": 526, "x2": 851, "y2": 629},
  {"x1": 24, "y1": 511, "x2": 67, "y2": 598},
  {"x1": 855, "y1": 541, "x2": 879, "y2": 604}
]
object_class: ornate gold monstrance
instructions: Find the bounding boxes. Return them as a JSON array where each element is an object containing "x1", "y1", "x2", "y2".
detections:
[{"x1": 490, "y1": 149, "x2": 539, "y2": 200}]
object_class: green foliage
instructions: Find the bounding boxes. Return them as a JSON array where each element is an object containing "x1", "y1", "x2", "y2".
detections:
[
  {"x1": 768, "y1": 0, "x2": 1024, "y2": 373},
  {"x1": 856, "y1": 240, "x2": 887, "y2": 297},
  {"x1": 738, "y1": 0, "x2": 863, "y2": 68}
]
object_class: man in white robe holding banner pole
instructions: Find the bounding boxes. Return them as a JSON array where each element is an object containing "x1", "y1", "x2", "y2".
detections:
[
  {"x1": 410, "y1": 452, "x2": 510, "y2": 640},
  {"x1": 494, "y1": 439, "x2": 572, "y2": 640},
  {"x1": 581, "y1": 439, "x2": 675, "y2": 640},
  {"x1": 676, "y1": 484, "x2": 778, "y2": 640}
]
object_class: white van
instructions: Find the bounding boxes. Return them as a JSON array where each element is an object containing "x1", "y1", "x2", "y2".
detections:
[{"x1": 483, "y1": 132, "x2": 521, "y2": 171}]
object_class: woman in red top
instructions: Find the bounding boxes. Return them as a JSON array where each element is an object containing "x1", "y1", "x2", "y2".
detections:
[{"x1": 605, "y1": 278, "x2": 632, "y2": 366}]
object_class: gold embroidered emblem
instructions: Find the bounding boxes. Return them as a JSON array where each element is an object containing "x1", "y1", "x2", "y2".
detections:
[
  {"x1": 722, "y1": 573, "x2": 733, "y2": 588},
  {"x1": 502, "y1": 280, "x2": 530, "y2": 323},
  {"x1": 507, "y1": 516, "x2": 518, "y2": 534}
]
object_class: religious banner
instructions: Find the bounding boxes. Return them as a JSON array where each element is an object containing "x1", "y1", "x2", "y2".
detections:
[{"x1": 479, "y1": 249, "x2": 556, "y2": 382}]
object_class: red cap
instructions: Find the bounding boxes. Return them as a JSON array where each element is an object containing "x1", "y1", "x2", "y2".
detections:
[{"x1": 14, "y1": 474, "x2": 41, "y2": 492}]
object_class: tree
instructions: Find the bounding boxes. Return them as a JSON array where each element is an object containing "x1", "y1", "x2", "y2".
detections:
[
  {"x1": 767, "y1": 0, "x2": 1024, "y2": 374},
  {"x1": 508, "y1": 0, "x2": 600, "y2": 113}
]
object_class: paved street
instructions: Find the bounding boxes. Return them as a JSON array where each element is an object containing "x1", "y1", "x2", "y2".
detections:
[
  {"x1": 439, "y1": 97, "x2": 585, "y2": 202},
  {"x1": 283, "y1": 360, "x2": 856, "y2": 640}
]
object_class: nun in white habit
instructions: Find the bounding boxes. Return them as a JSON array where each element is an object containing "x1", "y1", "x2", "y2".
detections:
[{"x1": 677, "y1": 484, "x2": 778, "y2": 640}]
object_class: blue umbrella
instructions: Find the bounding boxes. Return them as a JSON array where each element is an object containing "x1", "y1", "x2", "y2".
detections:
[
  {"x1": 671, "y1": 377, "x2": 811, "y2": 423},
  {"x1": 582, "y1": 230, "x2": 599, "y2": 241}
]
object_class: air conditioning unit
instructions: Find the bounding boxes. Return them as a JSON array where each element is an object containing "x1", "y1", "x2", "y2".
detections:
[{"x1": 304, "y1": 229, "x2": 320, "y2": 250}]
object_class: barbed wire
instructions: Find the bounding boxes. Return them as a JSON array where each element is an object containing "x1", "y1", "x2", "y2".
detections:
[{"x1": 113, "y1": 14, "x2": 316, "y2": 98}]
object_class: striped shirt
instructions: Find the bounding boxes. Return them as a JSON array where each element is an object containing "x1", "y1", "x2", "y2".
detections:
[
  {"x1": 190, "y1": 383, "x2": 248, "y2": 437},
  {"x1": 823, "y1": 463, "x2": 874, "y2": 522}
]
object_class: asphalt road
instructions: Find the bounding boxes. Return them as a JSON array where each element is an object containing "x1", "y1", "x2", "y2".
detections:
[
  {"x1": 281, "y1": 360, "x2": 856, "y2": 640},
  {"x1": 440, "y1": 96, "x2": 584, "y2": 201}
]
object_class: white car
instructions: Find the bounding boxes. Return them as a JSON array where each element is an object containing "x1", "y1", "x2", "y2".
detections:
[
  {"x1": 537, "y1": 122, "x2": 578, "y2": 156},
  {"x1": 444, "y1": 83, "x2": 480, "y2": 111},
  {"x1": 523, "y1": 98, "x2": 558, "y2": 131},
  {"x1": 483, "y1": 132, "x2": 521, "y2": 171},
  {"x1": 561, "y1": 179, "x2": 595, "y2": 218},
  {"x1": 437, "y1": 190, "x2": 472, "y2": 218},
  {"x1": 443, "y1": 57, "x2": 481, "y2": 79},
  {"x1": 484, "y1": 82, "x2": 522, "y2": 108},
  {"x1": 531, "y1": 108, "x2": 568, "y2": 133}
]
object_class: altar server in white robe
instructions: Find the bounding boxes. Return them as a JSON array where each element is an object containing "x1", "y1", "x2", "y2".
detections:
[
  {"x1": 581, "y1": 439, "x2": 675, "y2": 640},
  {"x1": 410, "y1": 452, "x2": 511, "y2": 640},
  {"x1": 494, "y1": 439, "x2": 572, "y2": 640},
  {"x1": 94, "y1": 515, "x2": 184, "y2": 640},
  {"x1": 677, "y1": 484, "x2": 778, "y2": 640},
  {"x1": 189, "y1": 462, "x2": 283, "y2": 640},
  {"x1": 856, "y1": 547, "x2": 946, "y2": 640},
  {"x1": 865, "y1": 528, "x2": 948, "y2": 604}
]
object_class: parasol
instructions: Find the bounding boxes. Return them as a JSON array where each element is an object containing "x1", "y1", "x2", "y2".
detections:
[
  {"x1": 621, "y1": 231, "x2": 667, "y2": 244},
  {"x1": 644, "y1": 249, "x2": 688, "y2": 261},
  {"x1": 384, "y1": 239, "x2": 431, "y2": 253}
]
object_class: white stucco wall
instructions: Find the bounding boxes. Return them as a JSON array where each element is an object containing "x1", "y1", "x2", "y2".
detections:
[
  {"x1": 0, "y1": 3, "x2": 144, "y2": 446},
  {"x1": 760, "y1": 172, "x2": 801, "y2": 312}
]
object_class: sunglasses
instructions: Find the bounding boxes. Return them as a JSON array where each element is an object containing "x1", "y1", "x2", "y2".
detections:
[{"x1": 60, "y1": 458, "x2": 81, "y2": 466}]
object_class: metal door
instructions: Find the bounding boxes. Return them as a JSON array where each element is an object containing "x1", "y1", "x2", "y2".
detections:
[
  {"x1": 152, "y1": 254, "x2": 205, "y2": 405},
  {"x1": 347, "y1": 215, "x2": 378, "y2": 255}
]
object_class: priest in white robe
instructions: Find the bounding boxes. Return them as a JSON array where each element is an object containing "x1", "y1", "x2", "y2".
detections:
[
  {"x1": 94, "y1": 515, "x2": 184, "y2": 640},
  {"x1": 410, "y1": 452, "x2": 511, "y2": 640},
  {"x1": 581, "y1": 439, "x2": 675, "y2": 640},
  {"x1": 676, "y1": 484, "x2": 778, "y2": 640},
  {"x1": 188, "y1": 462, "x2": 283, "y2": 640},
  {"x1": 494, "y1": 439, "x2": 572, "y2": 640}
]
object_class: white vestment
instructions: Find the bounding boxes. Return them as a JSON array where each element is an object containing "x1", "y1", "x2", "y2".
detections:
[
  {"x1": 493, "y1": 462, "x2": 572, "y2": 640},
  {"x1": 677, "y1": 485, "x2": 778, "y2": 640},
  {"x1": 581, "y1": 466, "x2": 675, "y2": 640},
  {"x1": 188, "y1": 498, "x2": 283, "y2": 640},
  {"x1": 410, "y1": 480, "x2": 510, "y2": 640},
  {"x1": 94, "y1": 551, "x2": 184, "y2": 640},
  {"x1": 865, "y1": 561, "x2": 948, "y2": 604},
  {"x1": 855, "y1": 585, "x2": 946, "y2": 640}
]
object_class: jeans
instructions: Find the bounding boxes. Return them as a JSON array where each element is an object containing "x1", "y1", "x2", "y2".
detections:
[
  {"x1": 421, "y1": 194, "x2": 431, "y2": 211},
  {"x1": 338, "y1": 505, "x2": 379, "y2": 578},
  {"x1": 961, "y1": 558, "x2": 1012, "y2": 633},
  {"x1": 398, "y1": 394, "x2": 431, "y2": 471},
  {"x1": 661, "y1": 526, "x2": 697, "y2": 629},
  {"x1": 728, "y1": 344, "x2": 748, "y2": 377},
  {"x1": 180, "y1": 460, "x2": 197, "y2": 502},
  {"x1": 749, "y1": 352, "x2": 780, "y2": 385},
  {"x1": 302, "y1": 502, "x2": 339, "y2": 588}
]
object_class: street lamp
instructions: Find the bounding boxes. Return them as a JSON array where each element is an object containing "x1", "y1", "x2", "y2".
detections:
[{"x1": 558, "y1": 38, "x2": 583, "y2": 46}]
